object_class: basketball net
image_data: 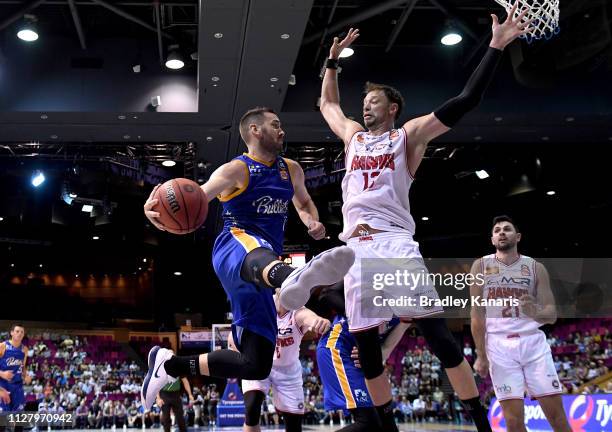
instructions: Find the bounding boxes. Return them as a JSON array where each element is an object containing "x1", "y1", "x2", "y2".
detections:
[{"x1": 493, "y1": 0, "x2": 560, "y2": 43}]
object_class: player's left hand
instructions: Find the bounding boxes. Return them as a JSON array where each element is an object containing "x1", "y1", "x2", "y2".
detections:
[
  {"x1": 0, "y1": 387, "x2": 10, "y2": 404},
  {"x1": 351, "y1": 346, "x2": 361, "y2": 368},
  {"x1": 489, "y1": 1, "x2": 535, "y2": 49},
  {"x1": 519, "y1": 294, "x2": 538, "y2": 318},
  {"x1": 309, "y1": 317, "x2": 331, "y2": 335},
  {"x1": 307, "y1": 221, "x2": 326, "y2": 240}
]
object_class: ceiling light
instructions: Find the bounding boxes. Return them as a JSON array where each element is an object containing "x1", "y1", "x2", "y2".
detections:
[
  {"x1": 92, "y1": 236, "x2": 100, "y2": 240},
  {"x1": 10, "y1": 263, "x2": 14, "y2": 267},
  {"x1": 565, "y1": 117, "x2": 575, "y2": 122},
  {"x1": 165, "y1": 47, "x2": 184, "y2": 70},
  {"x1": 69, "y1": 193, "x2": 77, "y2": 198},
  {"x1": 270, "y1": 77, "x2": 279, "y2": 82},
  {"x1": 0, "y1": 217, "x2": 3, "y2": 221},
  {"x1": 281, "y1": 33, "x2": 290, "y2": 39},
  {"x1": 213, "y1": 32, "x2": 223, "y2": 38},
  {"x1": 211, "y1": 76, "x2": 220, "y2": 82},
  {"x1": 138, "y1": 267, "x2": 142, "y2": 271},
  {"x1": 546, "y1": 190, "x2": 556, "y2": 196},
  {"x1": 339, "y1": 47, "x2": 354, "y2": 58},
  {"x1": 541, "y1": 136, "x2": 549, "y2": 141},
  {"x1": 475, "y1": 170, "x2": 490, "y2": 179},
  {"x1": 18, "y1": 28, "x2": 38, "y2": 42},
  {"x1": 31, "y1": 170, "x2": 45, "y2": 187},
  {"x1": 174, "y1": 271, "x2": 182, "y2": 276},
  {"x1": 494, "y1": 116, "x2": 503, "y2": 122},
  {"x1": 39, "y1": 264, "x2": 43, "y2": 268},
  {"x1": 441, "y1": 32, "x2": 462, "y2": 46},
  {"x1": 421, "y1": 216, "x2": 429, "y2": 221},
  {"x1": 162, "y1": 160, "x2": 176, "y2": 167},
  {"x1": 82, "y1": 204, "x2": 93, "y2": 213},
  {"x1": 143, "y1": 258, "x2": 147, "y2": 263}
]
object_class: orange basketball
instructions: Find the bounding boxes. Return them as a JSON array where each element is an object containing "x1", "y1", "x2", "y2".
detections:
[{"x1": 153, "y1": 178, "x2": 208, "y2": 234}]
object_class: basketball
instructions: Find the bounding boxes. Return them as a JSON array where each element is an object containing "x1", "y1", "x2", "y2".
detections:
[{"x1": 153, "y1": 178, "x2": 208, "y2": 234}]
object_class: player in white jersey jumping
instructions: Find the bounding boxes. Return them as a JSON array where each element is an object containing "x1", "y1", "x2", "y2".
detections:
[
  {"x1": 312, "y1": 4, "x2": 535, "y2": 431},
  {"x1": 240, "y1": 291, "x2": 330, "y2": 432},
  {"x1": 470, "y1": 216, "x2": 570, "y2": 432}
]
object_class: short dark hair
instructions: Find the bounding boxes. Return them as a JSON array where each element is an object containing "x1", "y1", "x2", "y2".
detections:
[
  {"x1": 492, "y1": 215, "x2": 519, "y2": 232},
  {"x1": 363, "y1": 82, "x2": 405, "y2": 120},
  {"x1": 239, "y1": 107, "x2": 277, "y2": 142},
  {"x1": 10, "y1": 323, "x2": 24, "y2": 333}
]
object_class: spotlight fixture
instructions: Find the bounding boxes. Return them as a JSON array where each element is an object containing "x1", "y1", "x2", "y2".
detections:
[
  {"x1": 165, "y1": 45, "x2": 184, "y2": 70},
  {"x1": 339, "y1": 47, "x2": 354, "y2": 58},
  {"x1": 82, "y1": 204, "x2": 93, "y2": 213},
  {"x1": 441, "y1": 23, "x2": 462, "y2": 46},
  {"x1": 421, "y1": 216, "x2": 429, "y2": 221},
  {"x1": 546, "y1": 190, "x2": 556, "y2": 196},
  {"x1": 92, "y1": 236, "x2": 100, "y2": 240},
  {"x1": 475, "y1": 170, "x2": 490, "y2": 179},
  {"x1": 17, "y1": 15, "x2": 39, "y2": 42},
  {"x1": 174, "y1": 271, "x2": 182, "y2": 276},
  {"x1": 162, "y1": 160, "x2": 176, "y2": 167},
  {"x1": 31, "y1": 170, "x2": 45, "y2": 187}
]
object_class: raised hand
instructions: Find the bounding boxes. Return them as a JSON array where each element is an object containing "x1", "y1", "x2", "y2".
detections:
[
  {"x1": 490, "y1": 1, "x2": 534, "y2": 49},
  {"x1": 329, "y1": 28, "x2": 360, "y2": 60}
]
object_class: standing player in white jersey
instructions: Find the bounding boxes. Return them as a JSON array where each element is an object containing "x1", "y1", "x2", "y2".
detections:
[
  {"x1": 470, "y1": 216, "x2": 570, "y2": 432},
  {"x1": 313, "y1": 4, "x2": 534, "y2": 431},
  {"x1": 240, "y1": 291, "x2": 330, "y2": 432}
]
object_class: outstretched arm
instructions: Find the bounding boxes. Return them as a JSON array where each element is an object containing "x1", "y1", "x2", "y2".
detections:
[
  {"x1": 403, "y1": 3, "x2": 534, "y2": 175},
  {"x1": 143, "y1": 160, "x2": 247, "y2": 231},
  {"x1": 294, "y1": 307, "x2": 331, "y2": 336},
  {"x1": 320, "y1": 28, "x2": 364, "y2": 146},
  {"x1": 287, "y1": 158, "x2": 326, "y2": 240}
]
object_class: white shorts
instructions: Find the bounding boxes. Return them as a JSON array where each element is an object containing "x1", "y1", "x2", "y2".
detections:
[
  {"x1": 487, "y1": 331, "x2": 562, "y2": 401},
  {"x1": 242, "y1": 362, "x2": 304, "y2": 414},
  {"x1": 345, "y1": 232, "x2": 443, "y2": 332}
]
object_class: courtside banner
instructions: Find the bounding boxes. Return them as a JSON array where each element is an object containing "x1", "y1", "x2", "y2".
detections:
[
  {"x1": 179, "y1": 330, "x2": 211, "y2": 348},
  {"x1": 488, "y1": 394, "x2": 612, "y2": 431}
]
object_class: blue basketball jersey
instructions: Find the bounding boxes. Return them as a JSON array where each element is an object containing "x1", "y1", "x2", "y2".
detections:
[
  {"x1": 317, "y1": 315, "x2": 372, "y2": 411},
  {"x1": 0, "y1": 341, "x2": 25, "y2": 385},
  {"x1": 220, "y1": 154, "x2": 293, "y2": 255}
]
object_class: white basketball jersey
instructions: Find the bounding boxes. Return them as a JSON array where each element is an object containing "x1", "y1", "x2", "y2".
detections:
[
  {"x1": 482, "y1": 254, "x2": 541, "y2": 335},
  {"x1": 273, "y1": 310, "x2": 303, "y2": 367},
  {"x1": 339, "y1": 128, "x2": 416, "y2": 241}
]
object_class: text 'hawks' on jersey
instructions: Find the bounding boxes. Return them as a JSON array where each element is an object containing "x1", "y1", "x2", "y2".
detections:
[
  {"x1": 340, "y1": 128, "x2": 416, "y2": 241},
  {"x1": 481, "y1": 254, "x2": 540, "y2": 335},
  {"x1": 220, "y1": 154, "x2": 294, "y2": 254},
  {"x1": 273, "y1": 310, "x2": 304, "y2": 368}
]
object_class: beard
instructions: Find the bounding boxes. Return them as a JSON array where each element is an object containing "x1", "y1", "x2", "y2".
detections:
[{"x1": 496, "y1": 240, "x2": 515, "y2": 251}]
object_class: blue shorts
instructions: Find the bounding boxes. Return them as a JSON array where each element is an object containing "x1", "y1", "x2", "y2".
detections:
[
  {"x1": 0, "y1": 382, "x2": 25, "y2": 412},
  {"x1": 212, "y1": 228, "x2": 277, "y2": 349},
  {"x1": 316, "y1": 345, "x2": 373, "y2": 412}
]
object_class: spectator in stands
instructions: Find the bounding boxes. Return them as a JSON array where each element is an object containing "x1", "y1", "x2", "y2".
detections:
[
  {"x1": 102, "y1": 399, "x2": 114, "y2": 428},
  {"x1": 114, "y1": 399, "x2": 127, "y2": 428},
  {"x1": 127, "y1": 401, "x2": 141, "y2": 428},
  {"x1": 412, "y1": 395, "x2": 425, "y2": 422}
]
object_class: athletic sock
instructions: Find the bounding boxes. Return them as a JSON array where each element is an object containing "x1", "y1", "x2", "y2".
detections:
[
  {"x1": 266, "y1": 262, "x2": 295, "y2": 287},
  {"x1": 461, "y1": 396, "x2": 492, "y2": 432},
  {"x1": 374, "y1": 399, "x2": 398, "y2": 432},
  {"x1": 163, "y1": 355, "x2": 200, "y2": 377}
]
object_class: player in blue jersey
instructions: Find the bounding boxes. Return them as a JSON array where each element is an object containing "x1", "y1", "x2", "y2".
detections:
[
  {"x1": 0, "y1": 323, "x2": 31, "y2": 418},
  {"x1": 316, "y1": 284, "x2": 410, "y2": 431},
  {"x1": 141, "y1": 107, "x2": 355, "y2": 409}
]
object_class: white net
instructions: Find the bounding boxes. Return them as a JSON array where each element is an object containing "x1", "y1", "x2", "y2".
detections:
[
  {"x1": 211, "y1": 323, "x2": 232, "y2": 351},
  {"x1": 493, "y1": 0, "x2": 560, "y2": 43}
]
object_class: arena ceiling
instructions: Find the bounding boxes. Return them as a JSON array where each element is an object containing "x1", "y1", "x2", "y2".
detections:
[{"x1": 0, "y1": 0, "x2": 610, "y2": 273}]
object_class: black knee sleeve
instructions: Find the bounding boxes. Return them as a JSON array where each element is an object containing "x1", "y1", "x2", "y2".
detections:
[
  {"x1": 415, "y1": 318, "x2": 463, "y2": 369},
  {"x1": 240, "y1": 247, "x2": 280, "y2": 288},
  {"x1": 352, "y1": 328, "x2": 384, "y2": 379},
  {"x1": 243, "y1": 390, "x2": 265, "y2": 426},
  {"x1": 207, "y1": 329, "x2": 274, "y2": 380},
  {"x1": 280, "y1": 412, "x2": 302, "y2": 432}
]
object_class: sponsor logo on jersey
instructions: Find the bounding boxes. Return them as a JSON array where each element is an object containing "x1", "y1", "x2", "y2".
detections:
[
  {"x1": 521, "y1": 264, "x2": 531, "y2": 276},
  {"x1": 278, "y1": 327, "x2": 293, "y2": 336},
  {"x1": 389, "y1": 129, "x2": 400, "y2": 140},
  {"x1": 487, "y1": 286, "x2": 529, "y2": 300},
  {"x1": 356, "y1": 134, "x2": 365, "y2": 143},
  {"x1": 252, "y1": 196, "x2": 289, "y2": 214},
  {"x1": 279, "y1": 169, "x2": 289, "y2": 180},
  {"x1": 354, "y1": 389, "x2": 369, "y2": 403},
  {"x1": 552, "y1": 379, "x2": 560, "y2": 389},
  {"x1": 249, "y1": 165, "x2": 263, "y2": 175},
  {"x1": 485, "y1": 265, "x2": 499, "y2": 275},
  {"x1": 298, "y1": 402, "x2": 304, "y2": 410}
]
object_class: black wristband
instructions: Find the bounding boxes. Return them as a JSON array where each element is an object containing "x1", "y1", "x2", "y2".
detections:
[{"x1": 325, "y1": 58, "x2": 339, "y2": 69}]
